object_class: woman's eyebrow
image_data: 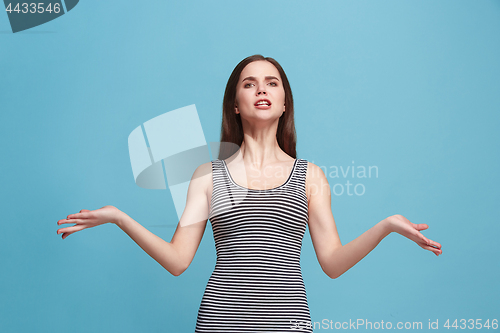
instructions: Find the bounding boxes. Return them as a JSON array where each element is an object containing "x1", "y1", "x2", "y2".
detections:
[{"x1": 242, "y1": 76, "x2": 280, "y2": 82}]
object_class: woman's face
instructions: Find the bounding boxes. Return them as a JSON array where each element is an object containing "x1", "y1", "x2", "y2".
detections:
[{"x1": 235, "y1": 60, "x2": 286, "y2": 122}]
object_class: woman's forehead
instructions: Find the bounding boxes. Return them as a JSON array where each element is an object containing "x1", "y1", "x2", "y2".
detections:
[{"x1": 240, "y1": 61, "x2": 281, "y2": 80}]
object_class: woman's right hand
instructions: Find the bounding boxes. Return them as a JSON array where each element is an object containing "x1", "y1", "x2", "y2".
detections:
[{"x1": 57, "y1": 205, "x2": 124, "y2": 240}]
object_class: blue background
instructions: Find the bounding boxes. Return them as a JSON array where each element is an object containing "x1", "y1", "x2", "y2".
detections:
[{"x1": 1, "y1": 1, "x2": 499, "y2": 332}]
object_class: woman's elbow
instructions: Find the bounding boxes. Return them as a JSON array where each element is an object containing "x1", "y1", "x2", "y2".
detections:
[
  {"x1": 320, "y1": 265, "x2": 340, "y2": 279},
  {"x1": 170, "y1": 269, "x2": 183, "y2": 277},
  {"x1": 324, "y1": 270, "x2": 340, "y2": 279},
  {"x1": 164, "y1": 260, "x2": 189, "y2": 277},
  {"x1": 176, "y1": 260, "x2": 193, "y2": 277},
  {"x1": 319, "y1": 261, "x2": 343, "y2": 279}
]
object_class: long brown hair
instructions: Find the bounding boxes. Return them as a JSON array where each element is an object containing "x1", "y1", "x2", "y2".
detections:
[{"x1": 217, "y1": 55, "x2": 297, "y2": 160}]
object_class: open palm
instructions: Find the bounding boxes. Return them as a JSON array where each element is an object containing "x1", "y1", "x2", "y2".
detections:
[
  {"x1": 386, "y1": 214, "x2": 442, "y2": 256},
  {"x1": 56, "y1": 205, "x2": 122, "y2": 240}
]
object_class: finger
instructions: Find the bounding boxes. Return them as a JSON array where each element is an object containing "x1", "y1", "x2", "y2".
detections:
[
  {"x1": 413, "y1": 223, "x2": 428, "y2": 231},
  {"x1": 57, "y1": 224, "x2": 86, "y2": 235},
  {"x1": 419, "y1": 243, "x2": 443, "y2": 256},
  {"x1": 420, "y1": 236, "x2": 441, "y2": 249},
  {"x1": 80, "y1": 209, "x2": 91, "y2": 213},
  {"x1": 61, "y1": 227, "x2": 85, "y2": 239},
  {"x1": 58, "y1": 218, "x2": 86, "y2": 225},
  {"x1": 412, "y1": 232, "x2": 442, "y2": 250},
  {"x1": 61, "y1": 224, "x2": 87, "y2": 239},
  {"x1": 427, "y1": 239, "x2": 442, "y2": 249},
  {"x1": 58, "y1": 226, "x2": 85, "y2": 238},
  {"x1": 62, "y1": 232, "x2": 73, "y2": 240},
  {"x1": 67, "y1": 212, "x2": 91, "y2": 219},
  {"x1": 58, "y1": 218, "x2": 80, "y2": 225}
]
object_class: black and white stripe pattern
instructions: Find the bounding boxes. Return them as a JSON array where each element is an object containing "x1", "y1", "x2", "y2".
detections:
[{"x1": 195, "y1": 159, "x2": 312, "y2": 332}]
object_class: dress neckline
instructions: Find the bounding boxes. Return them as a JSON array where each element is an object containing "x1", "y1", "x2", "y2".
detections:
[{"x1": 221, "y1": 159, "x2": 299, "y2": 191}]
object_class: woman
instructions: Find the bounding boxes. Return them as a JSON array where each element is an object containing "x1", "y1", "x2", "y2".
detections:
[{"x1": 57, "y1": 55, "x2": 442, "y2": 332}]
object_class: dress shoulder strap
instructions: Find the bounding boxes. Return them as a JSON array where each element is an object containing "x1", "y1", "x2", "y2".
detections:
[{"x1": 294, "y1": 158, "x2": 308, "y2": 179}]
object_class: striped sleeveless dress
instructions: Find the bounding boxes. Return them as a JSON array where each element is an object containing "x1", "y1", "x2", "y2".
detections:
[{"x1": 195, "y1": 158, "x2": 313, "y2": 332}]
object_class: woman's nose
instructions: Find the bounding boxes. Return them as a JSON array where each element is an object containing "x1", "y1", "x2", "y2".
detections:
[{"x1": 256, "y1": 82, "x2": 267, "y2": 95}]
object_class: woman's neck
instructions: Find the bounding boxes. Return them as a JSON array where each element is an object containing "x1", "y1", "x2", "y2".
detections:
[{"x1": 234, "y1": 140, "x2": 289, "y2": 169}]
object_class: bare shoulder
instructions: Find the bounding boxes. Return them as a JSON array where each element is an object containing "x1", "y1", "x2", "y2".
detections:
[
  {"x1": 305, "y1": 161, "x2": 328, "y2": 182},
  {"x1": 305, "y1": 161, "x2": 330, "y2": 203},
  {"x1": 193, "y1": 161, "x2": 213, "y2": 177},
  {"x1": 191, "y1": 161, "x2": 213, "y2": 196}
]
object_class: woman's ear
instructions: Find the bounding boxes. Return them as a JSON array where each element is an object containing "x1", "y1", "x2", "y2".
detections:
[{"x1": 235, "y1": 104, "x2": 239, "y2": 114}]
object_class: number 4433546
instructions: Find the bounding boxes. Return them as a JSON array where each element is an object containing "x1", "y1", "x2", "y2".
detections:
[
  {"x1": 5, "y1": 3, "x2": 62, "y2": 14},
  {"x1": 444, "y1": 319, "x2": 498, "y2": 330}
]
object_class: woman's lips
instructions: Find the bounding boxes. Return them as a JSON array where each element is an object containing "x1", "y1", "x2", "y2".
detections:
[{"x1": 254, "y1": 99, "x2": 272, "y2": 109}]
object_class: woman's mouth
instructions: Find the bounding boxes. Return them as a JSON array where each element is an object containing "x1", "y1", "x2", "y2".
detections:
[{"x1": 254, "y1": 99, "x2": 271, "y2": 108}]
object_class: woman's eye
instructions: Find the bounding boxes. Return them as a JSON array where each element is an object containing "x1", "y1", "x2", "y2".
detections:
[{"x1": 243, "y1": 82, "x2": 277, "y2": 88}]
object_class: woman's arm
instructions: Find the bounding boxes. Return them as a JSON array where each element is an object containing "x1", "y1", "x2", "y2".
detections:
[
  {"x1": 57, "y1": 162, "x2": 213, "y2": 277},
  {"x1": 305, "y1": 162, "x2": 442, "y2": 279}
]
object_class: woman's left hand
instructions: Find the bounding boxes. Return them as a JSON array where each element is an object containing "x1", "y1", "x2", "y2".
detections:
[{"x1": 384, "y1": 214, "x2": 442, "y2": 256}]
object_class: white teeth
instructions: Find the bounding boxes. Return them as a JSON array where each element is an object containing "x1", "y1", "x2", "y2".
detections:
[{"x1": 256, "y1": 101, "x2": 270, "y2": 106}]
